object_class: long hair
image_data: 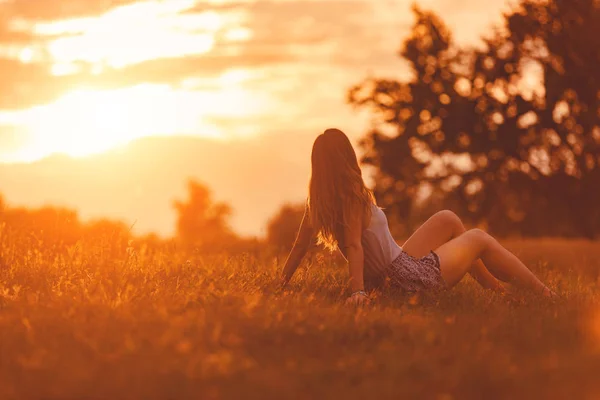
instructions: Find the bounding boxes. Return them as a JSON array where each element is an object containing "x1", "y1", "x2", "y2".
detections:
[{"x1": 308, "y1": 128, "x2": 374, "y2": 251}]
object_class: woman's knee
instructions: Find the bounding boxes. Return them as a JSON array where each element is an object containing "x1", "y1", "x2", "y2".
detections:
[
  {"x1": 434, "y1": 210, "x2": 465, "y2": 232},
  {"x1": 465, "y1": 228, "x2": 493, "y2": 247}
]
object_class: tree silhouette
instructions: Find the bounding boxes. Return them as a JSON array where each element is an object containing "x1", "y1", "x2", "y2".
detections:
[
  {"x1": 173, "y1": 180, "x2": 234, "y2": 249},
  {"x1": 266, "y1": 203, "x2": 312, "y2": 252},
  {"x1": 503, "y1": 0, "x2": 600, "y2": 236},
  {"x1": 349, "y1": 1, "x2": 600, "y2": 237}
]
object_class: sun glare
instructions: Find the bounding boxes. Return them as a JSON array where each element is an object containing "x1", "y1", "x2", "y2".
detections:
[
  {"x1": 18, "y1": 47, "x2": 34, "y2": 63},
  {"x1": 25, "y1": 87, "x2": 172, "y2": 158},
  {"x1": 3, "y1": 72, "x2": 274, "y2": 161},
  {"x1": 0, "y1": 0, "x2": 266, "y2": 162},
  {"x1": 9, "y1": 86, "x2": 208, "y2": 160}
]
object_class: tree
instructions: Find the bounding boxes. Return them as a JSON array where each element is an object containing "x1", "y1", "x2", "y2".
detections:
[
  {"x1": 173, "y1": 180, "x2": 235, "y2": 249},
  {"x1": 503, "y1": 0, "x2": 600, "y2": 236},
  {"x1": 348, "y1": 1, "x2": 600, "y2": 237},
  {"x1": 266, "y1": 203, "x2": 310, "y2": 252}
]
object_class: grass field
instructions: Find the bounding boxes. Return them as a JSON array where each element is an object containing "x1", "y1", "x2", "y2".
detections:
[{"x1": 1, "y1": 232, "x2": 600, "y2": 399}]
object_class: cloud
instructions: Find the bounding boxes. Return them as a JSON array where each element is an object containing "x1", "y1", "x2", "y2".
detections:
[
  {"x1": 0, "y1": 58, "x2": 63, "y2": 109},
  {"x1": 94, "y1": 49, "x2": 297, "y2": 88},
  {"x1": 0, "y1": 47, "x2": 297, "y2": 111},
  {"x1": 0, "y1": 24, "x2": 34, "y2": 44},
  {"x1": 1, "y1": 0, "x2": 143, "y2": 22},
  {"x1": 181, "y1": 1, "x2": 247, "y2": 14},
  {"x1": 0, "y1": 0, "x2": 318, "y2": 109}
]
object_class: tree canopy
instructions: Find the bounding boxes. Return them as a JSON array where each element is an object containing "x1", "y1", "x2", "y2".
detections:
[
  {"x1": 349, "y1": 0, "x2": 600, "y2": 237},
  {"x1": 173, "y1": 180, "x2": 235, "y2": 249}
]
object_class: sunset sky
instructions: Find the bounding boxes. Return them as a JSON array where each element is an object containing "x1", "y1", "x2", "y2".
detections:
[{"x1": 0, "y1": 0, "x2": 511, "y2": 236}]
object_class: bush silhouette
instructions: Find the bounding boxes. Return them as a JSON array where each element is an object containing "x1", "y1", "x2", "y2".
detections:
[{"x1": 173, "y1": 179, "x2": 236, "y2": 251}]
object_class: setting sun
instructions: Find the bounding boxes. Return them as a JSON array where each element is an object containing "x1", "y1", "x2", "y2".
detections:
[
  {"x1": 8, "y1": 80, "x2": 274, "y2": 160},
  {"x1": 0, "y1": 0, "x2": 260, "y2": 161}
]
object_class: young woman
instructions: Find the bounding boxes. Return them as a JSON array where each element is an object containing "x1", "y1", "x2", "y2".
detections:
[{"x1": 279, "y1": 128, "x2": 556, "y2": 305}]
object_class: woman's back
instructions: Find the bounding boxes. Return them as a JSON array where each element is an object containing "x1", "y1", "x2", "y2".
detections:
[{"x1": 361, "y1": 204, "x2": 403, "y2": 277}]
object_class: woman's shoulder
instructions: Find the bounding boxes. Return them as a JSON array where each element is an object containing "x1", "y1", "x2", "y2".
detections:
[{"x1": 369, "y1": 202, "x2": 383, "y2": 213}]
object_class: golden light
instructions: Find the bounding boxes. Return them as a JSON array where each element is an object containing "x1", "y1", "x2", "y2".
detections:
[
  {"x1": 0, "y1": 0, "x2": 264, "y2": 162},
  {"x1": 18, "y1": 47, "x2": 34, "y2": 63},
  {"x1": 39, "y1": 87, "x2": 214, "y2": 158},
  {"x1": 224, "y1": 27, "x2": 254, "y2": 42},
  {"x1": 51, "y1": 63, "x2": 80, "y2": 76},
  {"x1": 4, "y1": 70, "x2": 274, "y2": 160},
  {"x1": 20, "y1": 86, "x2": 189, "y2": 159}
]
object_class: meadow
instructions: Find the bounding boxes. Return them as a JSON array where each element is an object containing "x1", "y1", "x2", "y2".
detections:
[{"x1": 1, "y1": 228, "x2": 600, "y2": 400}]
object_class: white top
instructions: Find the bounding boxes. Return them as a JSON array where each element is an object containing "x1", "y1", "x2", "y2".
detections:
[
  {"x1": 339, "y1": 203, "x2": 403, "y2": 276},
  {"x1": 361, "y1": 204, "x2": 403, "y2": 275}
]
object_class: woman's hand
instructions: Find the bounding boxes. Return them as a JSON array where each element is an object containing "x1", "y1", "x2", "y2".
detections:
[
  {"x1": 279, "y1": 204, "x2": 314, "y2": 290},
  {"x1": 346, "y1": 291, "x2": 370, "y2": 306}
]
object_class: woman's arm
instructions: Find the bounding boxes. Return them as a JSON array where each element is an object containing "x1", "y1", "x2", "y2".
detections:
[
  {"x1": 343, "y1": 204, "x2": 367, "y2": 305},
  {"x1": 280, "y1": 206, "x2": 314, "y2": 286}
]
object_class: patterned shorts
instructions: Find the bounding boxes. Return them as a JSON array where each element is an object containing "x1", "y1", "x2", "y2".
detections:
[{"x1": 384, "y1": 250, "x2": 446, "y2": 292}]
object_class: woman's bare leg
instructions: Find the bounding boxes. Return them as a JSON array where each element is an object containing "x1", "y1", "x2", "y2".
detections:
[
  {"x1": 435, "y1": 229, "x2": 554, "y2": 296},
  {"x1": 401, "y1": 210, "x2": 502, "y2": 290}
]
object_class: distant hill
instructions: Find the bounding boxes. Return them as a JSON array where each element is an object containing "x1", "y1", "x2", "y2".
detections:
[{"x1": 0, "y1": 134, "x2": 313, "y2": 237}]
